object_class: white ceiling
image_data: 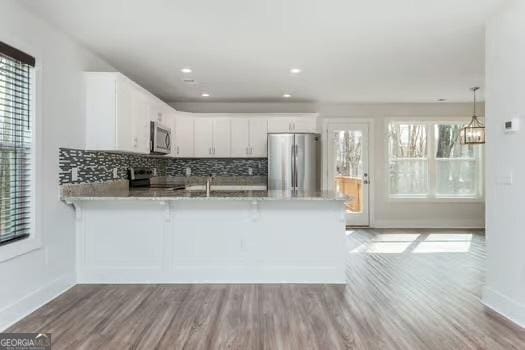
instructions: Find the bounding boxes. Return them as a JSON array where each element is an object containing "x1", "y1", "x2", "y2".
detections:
[{"x1": 20, "y1": 0, "x2": 503, "y2": 103}]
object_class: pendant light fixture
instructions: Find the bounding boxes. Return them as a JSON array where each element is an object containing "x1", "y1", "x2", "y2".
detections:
[{"x1": 460, "y1": 87, "x2": 485, "y2": 144}]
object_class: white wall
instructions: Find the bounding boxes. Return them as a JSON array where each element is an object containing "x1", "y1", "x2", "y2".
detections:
[
  {"x1": 0, "y1": 0, "x2": 114, "y2": 330},
  {"x1": 172, "y1": 102, "x2": 486, "y2": 229},
  {"x1": 483, "y1": 0, "x2": 525, "y2": 327}
]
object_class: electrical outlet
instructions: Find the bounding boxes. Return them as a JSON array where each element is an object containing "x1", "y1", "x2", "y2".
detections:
[
  {"x1": 71, "y1": 167, "x2": 78, "y2": 182},
  {"x1": 153, "y1": 168, "x2": 158, "y2": 176},
  {"x1": 185, "y1": 167, "x2": 191, "y2": 177},
  {"x1": 113, "y1": 168, "x2": 119, "y2": 179},
  {"x1": 248, "y1": 167, "x2": 253, "y2": 176}
]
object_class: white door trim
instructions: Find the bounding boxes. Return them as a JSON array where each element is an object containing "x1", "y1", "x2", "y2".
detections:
[{"x1": 322, "y1": 118, "x2": 375, "y2": 227}]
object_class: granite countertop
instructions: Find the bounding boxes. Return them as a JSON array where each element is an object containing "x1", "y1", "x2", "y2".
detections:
[
  {"x1": 61, "y1": 181, "x2": 347, "y2": 202},
  {"x1": 63, "y1": 188, "x2": 347, "y2": 202}
]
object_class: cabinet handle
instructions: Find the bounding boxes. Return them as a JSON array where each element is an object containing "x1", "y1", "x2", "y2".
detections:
[
  {"x1": 213, "y1": 147, "x2": 216, "y2": 155},
  {"x1": 177, "y1": 146, "x2": 180, "y2": 155}
]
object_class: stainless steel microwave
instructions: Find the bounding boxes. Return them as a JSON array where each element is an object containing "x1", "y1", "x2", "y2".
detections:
[{"x1": 150, "y1": 121, "x2": 172, "y2": 154}]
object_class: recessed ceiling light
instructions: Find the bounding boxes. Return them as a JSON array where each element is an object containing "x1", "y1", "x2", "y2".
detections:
[
  {"x1": 290, "y1": 68, "x2": 302, "y2": 74},
  {"x1": 282, "y1": 94, "x2": 292, "y2": 98},
  {"x1": 201, "y1": 93, "x2": 210, "y2": 97},
  {"x1": 181, "y1": 68, "x2": 192, "y2": 73}
]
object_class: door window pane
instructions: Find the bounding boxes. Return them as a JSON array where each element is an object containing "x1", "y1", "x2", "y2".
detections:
[{"x1": 334, "y1": 130, "x2": 363, "y2": 213}]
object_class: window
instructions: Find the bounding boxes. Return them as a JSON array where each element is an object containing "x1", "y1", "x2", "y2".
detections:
[
  {"x1": 388, "y1": 121, "x2": 482, "y2": 199},
  {"x1": 388, "y1": 123, "x2": 428, "y2": 196},
  {"x1": 0, "y1": 42, "x2": 35, "y2": 245}
]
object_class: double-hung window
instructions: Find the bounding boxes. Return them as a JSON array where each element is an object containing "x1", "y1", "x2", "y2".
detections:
[
  {"x1": 0, "y1": 42, "x2": 35, "y2": 246},
  {"x1": 388, "y1": 120, "x2": 482, "y2": 199}
]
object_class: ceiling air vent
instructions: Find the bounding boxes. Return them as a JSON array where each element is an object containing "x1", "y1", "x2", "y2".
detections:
[{"x1": 182, "y1": 78, "x2": 197, "y2": 84}]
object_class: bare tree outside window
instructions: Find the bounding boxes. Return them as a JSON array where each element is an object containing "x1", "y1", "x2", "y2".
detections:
[
  {"x1": 435, "y1": 124, "x2": 477, "y2": 196},
  {"x1": 388, "y1": 123, "x2": 428, "y2": 195},
  {"x1": 335, "y1": 130, "x2": 362, "y2": 178},
  {"x1": 388, "y1": 121, "x2": 481, "y2": 198}
]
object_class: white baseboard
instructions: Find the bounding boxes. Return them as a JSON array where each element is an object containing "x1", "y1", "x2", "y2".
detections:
[
  {"x1": 0, "y1": 274, "x2": 75, "y2": 331},
  {"x1": 482, "y1": 286, "x2": 525, "y2": 328},
  {"x1": 371, "y1": 219, "x2": 484, "y2": 229}
]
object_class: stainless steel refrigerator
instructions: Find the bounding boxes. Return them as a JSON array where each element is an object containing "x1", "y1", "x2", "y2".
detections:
[{"x1": 268, "y1": 133, "x2": 321, "y2": 191}]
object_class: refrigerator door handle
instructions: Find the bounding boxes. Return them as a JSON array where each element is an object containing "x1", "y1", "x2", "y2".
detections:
[
  {"x1": 293, "y1": 144, "x2": 299, "y2": 190},
  {"x1": 291, "y1": 144, "x2": 295, "y2": 189}
]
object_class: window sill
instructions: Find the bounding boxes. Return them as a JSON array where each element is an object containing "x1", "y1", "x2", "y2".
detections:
[
  {"x1": 0, "y1": 235, "x2": 42, "y2": 263},
  {"x1": 388, "y1": 196, "x2": 484, "y2": 203}
]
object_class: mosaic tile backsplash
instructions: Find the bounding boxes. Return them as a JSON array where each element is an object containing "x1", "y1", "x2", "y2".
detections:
[
  {"x1": 59, "y1": 148, "x2": 268, "y2": 184},
  {"x1": 167, "y1": 158, "x2": 267, "y2": 177}
]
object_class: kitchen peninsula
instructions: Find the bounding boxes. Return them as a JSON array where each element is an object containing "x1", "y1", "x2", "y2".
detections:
[{"x1": 64, "y1": 184, "x2": 348, "y2": 284}]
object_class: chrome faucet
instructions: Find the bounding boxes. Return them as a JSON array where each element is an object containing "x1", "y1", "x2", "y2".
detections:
[{"x1": 206, "y1": 174, "x2": 213, "y2": 197}]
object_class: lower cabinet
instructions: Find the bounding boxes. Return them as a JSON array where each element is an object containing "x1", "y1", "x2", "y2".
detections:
[{"x1": 74, "y1": 200, "x2": 346, "y2": 283}]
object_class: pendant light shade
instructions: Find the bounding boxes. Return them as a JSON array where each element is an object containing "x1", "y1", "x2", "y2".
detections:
[{"x1": 460, "y1": 87, "x2": 485, "y2": 144}]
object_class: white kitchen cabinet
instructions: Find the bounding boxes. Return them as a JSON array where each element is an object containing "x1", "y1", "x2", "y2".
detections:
[
  {"x1": 172, "y1": 116, "x2": 194, "y2": 158},
  {"x1": 230, "y1": 118, "x2": 268, "y2": 157},
  {"x1": 130, "y1": 89, "x2": 151, "y2": 154},
  {"x1": 85, "y1": 72, "x2": 175, "y2": 154},
  {"x1": 213, "y1": 119, "x2": 231, "y2": 157},
  {"x1": 292, "y1": 117, "x2": 318, "y2": 132},
  {"x1": 194, "y1": 118, "x2": 231, "y2": 157},
  {"x1": 194, "y1": 118, "x2": 214, "y2": 157},
  {"x1": 230, "y1": 119, "x2": 250, "y2": 157},
  {"x1": 267, "y1": 116, "x2": 318, "y2": 133},
  {"x1": 249, "y1": 118, "x2": 268, "y2": 157},
  {"x1": 267, "y1": 118, "x2": 295, "y2": 133}
]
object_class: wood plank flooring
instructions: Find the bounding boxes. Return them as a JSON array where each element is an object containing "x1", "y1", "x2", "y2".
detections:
[{"x1": 8, "y1": 229, "x2": 525, "y2": 349}]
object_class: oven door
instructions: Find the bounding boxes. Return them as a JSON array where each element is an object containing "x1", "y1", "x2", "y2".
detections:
[{"x1": 151, "y1": 122, "x2": 172, "y2": 154}]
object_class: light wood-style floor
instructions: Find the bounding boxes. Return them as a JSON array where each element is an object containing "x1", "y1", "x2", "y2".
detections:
[{"x1": 8, "y1": 229, "x2": 525, "y2": 349}]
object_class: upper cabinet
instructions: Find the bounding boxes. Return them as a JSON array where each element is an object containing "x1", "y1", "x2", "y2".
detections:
[
  {"x1": 231, "y1": 118, "x2": 268, "y2": 157},
  {"x1": 194, "y1": 118, "x2": 231, "y2": 158},
  {"x1": 85, "y1": 75, "x2": 317, "y2": 159},
  {"x1": 85, "y1": 72, "x2": 175, "y2": 154},
  {"x1": 171, "y1": 115, "x2": 194, "y2": 158},
  {"x1": 267, "y1": 115, "x2": 318, "y2": 133}
]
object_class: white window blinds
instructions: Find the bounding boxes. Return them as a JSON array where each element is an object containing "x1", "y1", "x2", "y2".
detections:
[{"x1": 0, "y1": 42, "x2": 34, "y2": 245}]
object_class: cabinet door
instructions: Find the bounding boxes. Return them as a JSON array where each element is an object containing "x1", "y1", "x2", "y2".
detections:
[
  {"x1": 149, "y1": 101, "x2": 165, "y2": 124},
  {"x1": 212, "y1": 119, "x2": 231, "y2": 157},
  {"x1": 292, "y1": 117, "x2": 318, "y2": 132},
  {"x1": 173, "y1": 117, "x2": 194, "y2": 157},
  {"x1": 194, "y1": 118, "x2": 214, "y2": 157},
  {"x1": 267, "y1": 118, "x2": 293, "y2": 132},
  {"x1": 115, "y1": 79, "x2": 137, "y2": 152},
  {"x1": 132, "y1": 90, "x2": 151, "y2": 154},
  {"x1": 230, "y1": 119, "x2": 250, "y2": 157},
  {"x1": 249, "y1": 118, "x2": 268, "y2": 157}
]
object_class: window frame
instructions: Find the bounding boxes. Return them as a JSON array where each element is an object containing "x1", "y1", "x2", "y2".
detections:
[
  {"x1": 0, "y1": 44, "x2": 41, "y2": 262},
  {"x1": 386, "y1": 117, "x2": 484, "y2": 202}
]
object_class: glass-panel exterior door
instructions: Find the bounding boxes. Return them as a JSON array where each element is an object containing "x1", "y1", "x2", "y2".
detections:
[{"x1": 328, "y1": 123, "x2": 369, "y2": 226}]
